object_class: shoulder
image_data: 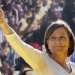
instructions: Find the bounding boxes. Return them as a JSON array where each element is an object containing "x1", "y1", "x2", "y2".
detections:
[
  {"x1": 70, "y1": 61, "x2": 75, "y2": 66},
  {"x1": 69, "y1": 61, "x2": 75, "y2": 72}
]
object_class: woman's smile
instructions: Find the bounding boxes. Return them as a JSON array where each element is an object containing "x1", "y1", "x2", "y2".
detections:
[{"x1": 47, "y1": 27, "x2": 69, "y2": 55}]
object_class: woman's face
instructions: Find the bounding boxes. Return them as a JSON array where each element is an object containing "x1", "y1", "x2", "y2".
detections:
[{"x1": 47, "y1": 27, "x2": 70, "y2": 56}]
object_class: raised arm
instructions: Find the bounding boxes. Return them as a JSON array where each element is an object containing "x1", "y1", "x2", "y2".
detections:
[
  {"x1": 0, "y1": 9, "x2": 43, "y2": 70},
  {"x1": 0, "y1": 9, "x2": 13, "y2": 34}
]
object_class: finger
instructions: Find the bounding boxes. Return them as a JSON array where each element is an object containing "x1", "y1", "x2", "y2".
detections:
[
  {"x1": 0, "y1": 9, "x2": 4, "y2": 17},
  {"x1": 0, "y1": 9, "x2": 5, "y2": 22},
  {"x1": 0, "y1": 9, "x2": 3, "y2": 14}
]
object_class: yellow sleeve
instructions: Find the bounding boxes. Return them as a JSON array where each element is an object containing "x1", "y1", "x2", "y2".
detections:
[{"x1": 4, "y1": 28, "x2": 43, "y2": 70}]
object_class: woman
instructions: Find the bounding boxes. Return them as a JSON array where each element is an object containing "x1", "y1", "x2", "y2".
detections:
[{"x1": 0, "y1": 9, "x2": 75, "y2": 75}]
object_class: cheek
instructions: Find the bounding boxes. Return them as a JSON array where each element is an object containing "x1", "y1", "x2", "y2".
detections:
[
  {"x1": 65, "y1": 42, "x2": 70, "y2": 49},
  {"x1": 63, "y1": 39, "x2": 69, "y2": 47},
  {"x1": 47, "y1": 41, "x2": 53, "y2": 50}
]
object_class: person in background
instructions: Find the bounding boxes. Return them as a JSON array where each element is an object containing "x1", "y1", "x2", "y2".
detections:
[
  {"x1": 0, "y1": 9, "x2": 75, "y2": 75},
  {"x1": 0, "y1": 60, "x2": 15, "y2": 75},
  {"x1": 62, "y1": 0, "x2": 75, "y2": 34},
  {"x1": 23, "y1": 6, "x2": 62, "y2": 47}
]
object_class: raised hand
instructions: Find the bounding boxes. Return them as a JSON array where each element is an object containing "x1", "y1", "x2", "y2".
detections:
[
  {"x1": 0, "y1": 9, "x2": 5, "y2": 23},
  {"x1": 0, "y1": 9, "x2": 13, "y2": 34}
]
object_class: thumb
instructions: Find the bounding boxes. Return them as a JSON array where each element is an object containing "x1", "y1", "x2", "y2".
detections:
[{"x1": 0, "y1": 9, "x2": 5, "y2": 22}]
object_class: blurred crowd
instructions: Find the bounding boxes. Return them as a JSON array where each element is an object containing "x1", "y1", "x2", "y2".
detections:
[{"x1": 0, "y1": 0, "x2": 75, "y2": 75}]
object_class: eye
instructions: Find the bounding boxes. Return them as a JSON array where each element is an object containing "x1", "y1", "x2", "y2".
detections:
[
  {"x1": 50, "y1": 36, "x2": 56, "y2": 40},
  {"x1": 60, "y1": 36, "x2": 65, "y2": 39}
]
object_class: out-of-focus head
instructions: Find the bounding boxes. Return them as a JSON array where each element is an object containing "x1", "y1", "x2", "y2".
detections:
[
  {"x1": 47, "y1": 7, "x2": 61, "y2": 20},
  {"x1": 8, "y1": 15, "x2": 16, "y2": 26}
]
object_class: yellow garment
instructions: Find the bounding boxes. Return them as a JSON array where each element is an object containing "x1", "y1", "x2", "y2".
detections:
[
  {"x1": 19, "y1": 18, "x2": 28, "y2": 38},
  {"x1": 30, "y1": 19, "x2": 38, "y2": 30},
  {"x1": 35, "y1": 11, "x2": 45, "y2": 21},
  {"x1": 35, "y1": 6, "x2": 46, "y2": 21},
  {"x1": 19, "y1": 18, "x2": 28, "y2": 32},
  {"x1": 4, "y1": 28, "x2": 75, "y2": 75}
]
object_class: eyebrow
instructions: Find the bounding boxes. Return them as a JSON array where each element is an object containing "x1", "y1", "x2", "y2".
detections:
[{"x1": 51, "y1": 34, "x2": 66, "y2": 36}]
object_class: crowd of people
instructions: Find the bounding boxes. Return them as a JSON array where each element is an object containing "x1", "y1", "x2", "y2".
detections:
[{"x1": 0, "y1": 0, "x2": 75, "y2": 75}]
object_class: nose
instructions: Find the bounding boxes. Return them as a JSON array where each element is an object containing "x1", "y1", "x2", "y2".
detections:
[{"x1": 55, "y1": 38, "x2": 60, "y2": 44}]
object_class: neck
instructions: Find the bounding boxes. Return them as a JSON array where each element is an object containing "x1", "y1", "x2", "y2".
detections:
[
  {"x1": 50, "y1": 54, "x2": 72, "y2": 73},
  {"x1": 50, "y1": 54, "x2": 67, "y2": 67}
]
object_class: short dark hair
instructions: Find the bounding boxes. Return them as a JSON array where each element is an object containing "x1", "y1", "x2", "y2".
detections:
[{"x1": 44, "y1": 20, "x2": 75, "y2": 56}]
